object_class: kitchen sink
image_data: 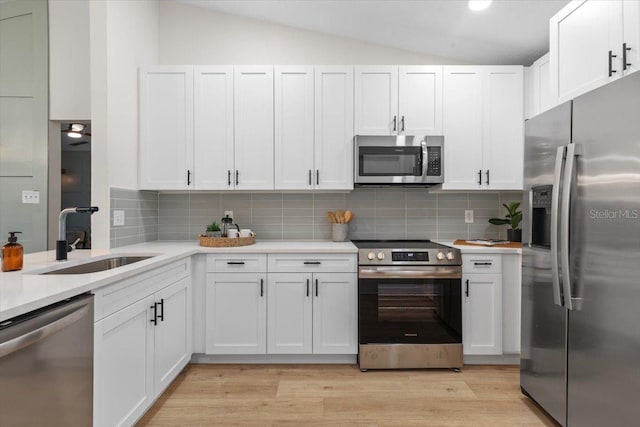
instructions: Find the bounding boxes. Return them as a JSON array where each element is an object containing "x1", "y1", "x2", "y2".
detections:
[{"x1": 41, "y1": 256, "x2": 155, "y2": 275}]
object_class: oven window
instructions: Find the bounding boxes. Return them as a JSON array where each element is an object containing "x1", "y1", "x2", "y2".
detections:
[
  {"x1": 359, "y1": 278, "x2": 462, "y2": 345},
  {"x1": 359, "y1": 146, "x2": 422, "y2": 176}
]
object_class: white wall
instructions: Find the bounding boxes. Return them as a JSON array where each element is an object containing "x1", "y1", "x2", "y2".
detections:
[
  {"x1": 48, "y1": 0, "x2": 91, "y2": 120},
  {"x1": 90, "y1": 0, "x2": 159, "y2": 249},
  {"x1": 158, "y1": 2, "x2": 466, "y2": 65}
]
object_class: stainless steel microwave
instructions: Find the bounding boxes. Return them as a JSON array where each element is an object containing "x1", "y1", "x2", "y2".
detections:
[{"x1": 354, "y1": 135, "x2": 444, "y2": 186}]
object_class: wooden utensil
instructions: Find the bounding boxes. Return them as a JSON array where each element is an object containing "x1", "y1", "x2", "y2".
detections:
[
  {"x1": 335, "y1": 210, "x2": 345, "y2": 223},
  {"x1": 327, "y1": 211, "x2": 338, "y2": 224},
  {"x1": 344, "y1": 210, "x2": 354, "y2": 224}
]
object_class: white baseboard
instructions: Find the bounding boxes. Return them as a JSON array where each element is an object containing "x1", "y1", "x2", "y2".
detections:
[
  {"x1": 464, "y1": 353, "x2": 520, "y2": 365},
  {"x1": 190, "y1": 353, "x2": 357, "y2": 364}
]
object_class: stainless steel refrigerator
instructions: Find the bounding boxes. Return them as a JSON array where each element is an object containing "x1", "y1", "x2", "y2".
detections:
[{"x1": 521, "y1": 71, "x2": 640, "y2": 426}]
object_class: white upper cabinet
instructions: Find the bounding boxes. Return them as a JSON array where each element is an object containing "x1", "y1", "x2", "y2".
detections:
[
  {"x1": 443, "y1": 66, "x2": 523, "y2": 190},
  {"x1": 483, "y1": 67, "x2": 524, "y2": 190},
  {"x1": 234, "y1": 66, "x2": 274, "y2": 190},
  {"x1": 398, "y1": 66, "x2": 443, "y2": 135},
  {"x1": 194, "y1": 67, "x2": 234, "y2": 190},
  {"x1": 314, "y1": 66, "x2": 354, "y2": 190},
  {"x1": 355, "y1": 66, "x2": 399, "y2": 135},
  {"x1": 274, "y1": 67, "x2": 315, "y2": 190},
  {"x1": 139, "y1": 66, "x2": 194, "y2": 190},
  {"x1": 624, "y1": 0, "x2": 640, "y2": 75},
  {"x1": 550, "y1": 0, "x2": 624, "y2": 104},
  {"x1": 355, "y1": 66, "x2": 443, "y2": 136},
  {"x1": 443, "y1": 66, "x2": 484, "y2": 189},
  {"x1": 526, "y1": 53, "x2": 555, "y2": 119}
]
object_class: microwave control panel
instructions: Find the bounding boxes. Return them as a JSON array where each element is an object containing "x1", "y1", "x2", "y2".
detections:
[{"x1": 426, "y1": 146, "x2": 441, "y2": 176}]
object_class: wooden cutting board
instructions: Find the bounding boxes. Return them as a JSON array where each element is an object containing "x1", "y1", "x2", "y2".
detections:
[{"x1": 453, "y1": 239, "x2": 522, "y2": 249}]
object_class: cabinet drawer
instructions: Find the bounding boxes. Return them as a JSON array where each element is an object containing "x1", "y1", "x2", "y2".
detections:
[
  {"x1": 206, "y1": 254, "x2": 267, "y2": 273},
  {"x1": 268, "y1": 253, "x2": 357, "y2": 273},
  {"x1": 462, "y1": 254, "x2": 502, "y2": 274}
]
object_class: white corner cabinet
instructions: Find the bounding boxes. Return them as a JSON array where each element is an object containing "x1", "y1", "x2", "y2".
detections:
[
  {"x1": 355, "y1": 65, "x2": 443, "y2": 135},
  {"x1": 549, "y1": 0, "x2": 640, "y2": 105},
  {"x1": 443, "y1": 66, "x2": 524, "y2": 191},
  {"x1": 525, "y1": 53, "x2": 555, "y2": 120},
  {"x1": 93, "y1": 258, "x2": 192, "y2": 427},
  {"x1": 205, "y1": 253, "x2": 357, "y2": 356},
  {"x1": 461, "y1": 251, "x2": 521, "y2": 358}
]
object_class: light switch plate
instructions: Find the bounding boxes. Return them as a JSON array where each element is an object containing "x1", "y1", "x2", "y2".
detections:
[
  {"x1": 224, "y1": 210, "x2": 234, "y2": 219},
  {"x1": 113, "y1": 210, "x2": 125, "y2": 226},
  {"x1": 465, "y1": 210, "x2": 474, "y2": 223},
  {"x1": 21, "y1": 190, "x2": 40, "y2": 204}
]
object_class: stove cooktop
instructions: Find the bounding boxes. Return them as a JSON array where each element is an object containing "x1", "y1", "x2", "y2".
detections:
[
  {"x1": 352, "y1": 240, "x2": 444, "y2": 249},
  {"x1": 352, "y1": 240, "x2": 462, "y2": 266}
]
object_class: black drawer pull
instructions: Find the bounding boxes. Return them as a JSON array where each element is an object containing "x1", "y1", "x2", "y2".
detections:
[
  {"x1": 304, "y1": 261, "x2": 322, "y2": 265},
  {"x1": 150, "y1": 303, "x2": 158, "y2": 325},
  {"x1": 474, "y1": 262, "x2": 493, "y2": 266},
  {"x1": 227, "y1": 261, "x2": 246, "y2": 265},
  {"x1": 465, "y1": 279, "x2": 469, "y2": 297},
  {"x1": 158, "y1": 298, "x2": 164, "y2": 322}
]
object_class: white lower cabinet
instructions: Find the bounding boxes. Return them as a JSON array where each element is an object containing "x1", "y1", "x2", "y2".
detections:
[
  {"x1": 462, "y1": 273, "x2": 503, "y2": 355},
  {"x1": 267, "y1": 273, "x2": 313, "y2": 354},
  {"x1": 206, "y1": 272, "x2": 267, "y2": 354},
  {"x1": 94, "y1": 267, "x2": 191, "y2": 427},
  {"x1": 312, "y1": 273, "x2": 358, "y2": 354}
]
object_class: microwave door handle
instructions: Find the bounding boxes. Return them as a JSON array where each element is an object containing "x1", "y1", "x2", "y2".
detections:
[
  {"x1": 560, "y1": 143, "x2": 579, "y2": 310},
  {"x1": 550, "y1": 146, "x2": 565, "y2": 307}
]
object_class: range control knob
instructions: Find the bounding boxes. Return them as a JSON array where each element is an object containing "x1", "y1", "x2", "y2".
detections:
[
  {"x1": 436, "y1": 251, "x2": 445, "y2": 260},
  {"x1": 377, "y1": 252, "x2": 385, "y2": 260},
  {"x1": 367, "y1": 252, "x2": 375, "y2": 260},
  {"x1": 446, "y1": 252, "x2": 455, "y2": 261}
]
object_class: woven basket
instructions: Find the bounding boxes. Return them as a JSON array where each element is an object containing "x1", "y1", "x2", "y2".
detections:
[{"x1": 199, "y1": 235, "x2": 256, "y2": 247}]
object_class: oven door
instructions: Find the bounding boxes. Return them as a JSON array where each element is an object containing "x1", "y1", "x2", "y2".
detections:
[{"x1": 359, "y1": 266, "x2": 462, "y2": 345}]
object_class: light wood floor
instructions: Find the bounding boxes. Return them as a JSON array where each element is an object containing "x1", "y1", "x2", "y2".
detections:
[{"x1": 138, "y1": 364, "x2": 558, "y2": 426}]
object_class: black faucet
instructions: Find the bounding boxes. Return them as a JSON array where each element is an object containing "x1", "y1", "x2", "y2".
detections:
[{"x1": 56, "y1": 207, "x2": 99, "y2": 261}]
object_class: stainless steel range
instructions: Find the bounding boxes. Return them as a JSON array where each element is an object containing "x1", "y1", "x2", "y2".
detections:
[{"x1": 353, "y1": 240, "x2": 463, "y2": 370}]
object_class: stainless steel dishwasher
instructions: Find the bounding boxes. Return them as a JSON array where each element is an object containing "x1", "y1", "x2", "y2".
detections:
[{"x1": 0, "y1": 294, "x2": 93, "y2": 426}]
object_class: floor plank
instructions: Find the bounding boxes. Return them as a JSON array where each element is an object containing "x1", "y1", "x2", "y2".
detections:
[{"x1": 137, "y1": 364, "x2": 558, "y2": 426}]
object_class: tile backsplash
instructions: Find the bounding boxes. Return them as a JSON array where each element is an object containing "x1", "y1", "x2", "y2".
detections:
[
  {"x1": 157, "y1": 189, "x2": 522, "y2": 242},
  {"x1": 110, "y1": 188, "x2": 159, "y2": 248}
]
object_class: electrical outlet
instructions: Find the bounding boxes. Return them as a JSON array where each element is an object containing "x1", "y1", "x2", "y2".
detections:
[
  {"x1": 465, "y1": 210, "x2": 474, "y2": 224},
  {"x1": 224, "y1": 210, "x2": 234, "y2": 219},
  {"x1": 21, "y1": 190, "x2": 40, "y2": 204},
  {"x1": 113, "y1": 210, "x2": 125, "y2": 227}
]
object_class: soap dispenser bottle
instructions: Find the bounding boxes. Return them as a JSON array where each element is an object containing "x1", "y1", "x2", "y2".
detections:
[{"x1": 2, "y1": 231, "x2": 23, "y2": 272}]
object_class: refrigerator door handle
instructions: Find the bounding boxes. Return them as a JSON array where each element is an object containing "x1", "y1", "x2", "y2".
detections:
[
  {"x1": 550, "y1": 146, "x2": 565, "y2": 307},
  {"x1": 560, "y1": 143, "x2": 579, "y2": 310}
]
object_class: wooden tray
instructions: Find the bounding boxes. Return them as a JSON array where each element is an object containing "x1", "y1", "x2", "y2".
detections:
[{"x1": 199, "y1": 235, "x2": 256, "y2": 247}]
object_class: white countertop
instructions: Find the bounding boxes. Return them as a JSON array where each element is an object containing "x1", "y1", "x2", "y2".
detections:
[
  {"x1": 438, "y1": 241, "x2": 522, "y2": 255},
  {"x1": 0, "y1": 240, "x2": 357, "y2": 322}
]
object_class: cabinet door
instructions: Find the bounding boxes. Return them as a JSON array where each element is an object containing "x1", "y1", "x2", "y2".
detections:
[
  {"x1": 234, "y1": 66, "x2": 274, "y2": 190},
  {"x1": 94, "y1": 296, "x2": 155, "y2": 427},
  {"x1": 398, "y1": 66, "x2": 443, "y2": 135},
  {"x1": 530, "y1": 53, "x2": 555, "y2": 116},
  {"x1": 624, "y1": 0, "x2": 640, "y2": 75},
  {"x1": 274, "y1": 66, "x2": 314, "y2": 190},
  {"x1": 267, "y1": 273, "x2": 313, "y2": 354},
  {"x1": 355, "y1": 66, "x2": 398, "y2": 135},
  {"x1": 550, "y1": 0, "x2": 624, "y2": 103},
  {"x1": 482, "y1": 66, "x2": 524, "y2": 190},
  {"x1": 314, "y1": 66, "x2": 354, "y2": 190},
  {"x1": 442, "y1": 66, "x2": 483, "y2": 190},
  {"x1": 139, "y1": 66, "x2": 194, "y2": 190},
  {"x1": 312, "y1": 273, "x2": 357, "y2": 354},
  {"x1": 463, "y1": 273, "x2": 502, "y2": 355},
  {"x1": 194, "y1": 66, "x2": 234, "y2": 190},
  {"x1": 153, "y1": 277, "x2": 191, "y2": 396},
  {"x1": 205, "y1": 273, "x2": 267, "y2": 354}
]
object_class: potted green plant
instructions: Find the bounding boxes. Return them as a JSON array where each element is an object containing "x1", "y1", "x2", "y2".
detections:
[
  {"x1": 205, "y1": 221, "x2": 222, "y2": 238},
  {"x1": 489, "y1": 202, "x2": 523, "y2": 242}
]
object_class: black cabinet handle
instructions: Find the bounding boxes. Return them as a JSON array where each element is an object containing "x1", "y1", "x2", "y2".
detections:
[
  {"x1": 228, "y1": 170, "x2": 231, "y2": 186},
  {"x1": 401, "y1": 115, "x2": 405, "y2": 132},
  {"x1": 306, "y1": 279, "x2": 310, "y2": 297},
  {"x1": 150, "y1": 303, "x2": 158, "y2": 325},
  {"x1": 316, "y1": 170, "x2": 319, "y2": 185},
  {"x1": 315, "y1": 279, "x2": 319, "y2": 297},
  {"x1": 158, "y1": 298, "x2": 164, "y2": 322},
  {"x1": 260, "y1": 278, "x2": 264, "y2": 297},
  {"x1": 236, "y1": 170, "x2": 239, "y2": 186},
  {"x1": 623, "y1": 43, "x2": 631, "y2": 71},
  {"x1": 227, "y1": 261, "x2": 245, "y2": 265},
  {"x1": 308, "y1": 170, "x2": 312, "y2": 186},
  {"x1": 478, "y1": 169, "x2": 482, "y2": 185},
  {"x1": 392, "y1": 115, "x2": 397, "y2": 132},
  {"x1": 609, "y1": 50, "x2": 617, "y2": 77},
  {"x1": 187, "y1": 170, "x2": 192, "y2": 186},
  {"x1": 474, "y1": 262, "x2": 493, "y2": 266},
  {"x1": 485, "y1": 169, "x2": 490, "y2": 186},
  {"x1": 303, "y1": 261, "x2": 321, "y2": 265},
  {"x1": 465, "y1": 279, "x2": 469, "y2": 297}
]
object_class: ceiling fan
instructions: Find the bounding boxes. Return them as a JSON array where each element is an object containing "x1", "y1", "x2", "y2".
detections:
[
  {"x1": 69, "y1": 140, "x2": 90, "y2": 147},
  {"x1": 62, "y1": 123, "x2": 91, "y2": 139}
]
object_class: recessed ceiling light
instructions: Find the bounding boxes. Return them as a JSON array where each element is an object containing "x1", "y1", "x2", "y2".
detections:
[
  {"x1": 468, "y1": 0, "x2": 492, "y2": 12},
  {"x1": 67, "y1": 132, "x2": 82, "y2": 138}
]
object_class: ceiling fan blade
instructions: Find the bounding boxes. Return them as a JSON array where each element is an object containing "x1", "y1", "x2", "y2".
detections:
[{"x1": 69, "y1": 141, "x2": 89, "y2": 147}]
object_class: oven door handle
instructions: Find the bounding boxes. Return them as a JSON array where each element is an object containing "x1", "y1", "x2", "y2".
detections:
[{"x1": 358, "y1": 267, "x2": 462, "y2": 279}]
